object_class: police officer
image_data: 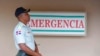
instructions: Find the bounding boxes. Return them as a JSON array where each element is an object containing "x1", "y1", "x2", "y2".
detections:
[{"x1": 13, "y1": 7, "x2": 42, "y2": 56}]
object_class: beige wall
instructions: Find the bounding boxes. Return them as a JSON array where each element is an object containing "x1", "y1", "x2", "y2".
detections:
[{"x1": 0, "y1": 0, "x2": 100, "y2": 56}]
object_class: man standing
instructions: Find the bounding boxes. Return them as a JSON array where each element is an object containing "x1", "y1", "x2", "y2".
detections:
[{"x1": 13, "y1": 7, "x2": 42, "y2": 56}]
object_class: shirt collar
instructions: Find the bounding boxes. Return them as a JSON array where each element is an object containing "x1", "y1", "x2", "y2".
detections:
[{"x1": 19, "y1": 21, "x2": 26, "y2": 26}]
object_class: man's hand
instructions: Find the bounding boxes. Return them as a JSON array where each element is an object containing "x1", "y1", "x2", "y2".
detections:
[
  {"x1": 31, "y1": 52, "x2": 41, "y2": 56},
  {"x1": 37, "y1": 53, "x2": 42, "y2": 56},
  {"x1": 39, "y1": 53, "x2": 42, "y2": 56},
  {"x1": 33, "y1": 53, "x2": 42, "y2": 56},
  {"x1": 34, "y1": 41, "x2": 42, "y2": 56}
]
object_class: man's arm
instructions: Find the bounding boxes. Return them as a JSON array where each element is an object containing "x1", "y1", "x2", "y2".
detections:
[
  {"x1": 34, "y1": 41, "x2": 39, "y2": 53},
  {"x1": 19, "y1": 43, "x2": 40, "y2": 56},
  {"x1": 34, "y1": 41, "x2": 42, "y2": 56}
]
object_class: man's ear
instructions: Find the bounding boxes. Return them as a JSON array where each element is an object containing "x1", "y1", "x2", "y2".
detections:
[
  {"x1": 17, "y1": 15, "x2": 22, "y2": 21},
  {"x1": 18, "y1": 14, "x2": 23, "y2": 18}
]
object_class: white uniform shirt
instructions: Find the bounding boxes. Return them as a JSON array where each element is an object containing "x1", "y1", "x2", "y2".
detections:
[{"x1": 13, "y1": 22, "x2": 35, "y2": 50}]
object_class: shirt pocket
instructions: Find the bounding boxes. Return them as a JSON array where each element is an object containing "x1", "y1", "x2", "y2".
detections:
[
  {"x1": 25, "y1": 30, "x2": 32, "y2": 36},
  {"x1": 25, "y1": 31, "x2": 33, "y2": 42}
]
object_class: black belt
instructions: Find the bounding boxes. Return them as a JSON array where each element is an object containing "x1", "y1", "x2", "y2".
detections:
[{"x1": 16, "y1": 50, "x2": 30, "y2": 56}]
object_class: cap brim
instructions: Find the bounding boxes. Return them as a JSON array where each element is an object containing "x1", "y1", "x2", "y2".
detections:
[{"x1": 24, "y1": 9, "x2": 30, "y2": 13}]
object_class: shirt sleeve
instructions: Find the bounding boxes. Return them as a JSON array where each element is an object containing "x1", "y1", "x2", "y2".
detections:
[{"x1": 15, "y1": 27, "x2": 26, "y2": 44}]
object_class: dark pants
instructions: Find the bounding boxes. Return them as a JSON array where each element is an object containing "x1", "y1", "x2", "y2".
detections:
[{"x1": 16, "y1": 50, "x2": 30, "y2": 56}]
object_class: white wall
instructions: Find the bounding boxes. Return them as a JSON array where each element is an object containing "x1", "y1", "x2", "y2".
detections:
[{"x1": 0, "y1": 0, "x2": 100, "y2": 56}]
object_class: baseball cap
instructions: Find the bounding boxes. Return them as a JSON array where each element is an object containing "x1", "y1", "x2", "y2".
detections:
[{"x1": 15, "y1": 7, "x2": 30, "y2": 17}]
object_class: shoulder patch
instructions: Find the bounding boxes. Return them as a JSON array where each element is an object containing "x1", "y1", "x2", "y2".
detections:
[{"x1": 16, "y1": 30, "x2": 21, "y2": 35}]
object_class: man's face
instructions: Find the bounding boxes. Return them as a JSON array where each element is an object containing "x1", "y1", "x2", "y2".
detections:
[{"x1": 19, "y1": 12, "x2": 30, "y2": 22}]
